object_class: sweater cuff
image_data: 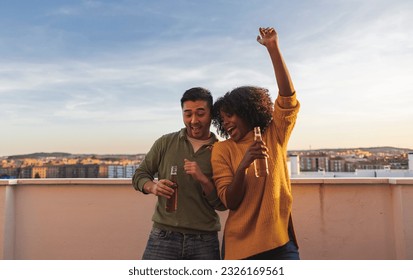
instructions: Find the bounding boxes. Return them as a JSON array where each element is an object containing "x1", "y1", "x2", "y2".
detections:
[
  {"x1": 276, "y1": 92, "x2": 298, "y2": 109},
  {"x1": 137, "y1": 178, "x2": 151, "y2": 194}
]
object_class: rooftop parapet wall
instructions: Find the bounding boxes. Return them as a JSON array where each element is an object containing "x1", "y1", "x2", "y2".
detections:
[{"x1": 0, "y1": 178, "x2": 412, "y2": 260}]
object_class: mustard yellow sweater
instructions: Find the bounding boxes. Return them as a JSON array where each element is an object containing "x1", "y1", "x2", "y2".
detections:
[{"x1": 211, "y1": 94, "x2": 299, "y2": 259}]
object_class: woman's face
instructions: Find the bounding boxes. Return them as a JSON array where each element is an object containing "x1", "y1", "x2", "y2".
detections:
[{"x1": 220, "y1": 109, "x2": 251, "y2": 142}]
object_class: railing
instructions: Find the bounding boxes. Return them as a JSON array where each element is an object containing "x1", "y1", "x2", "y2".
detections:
[{"x1": 1, "y1": 178, "x2": 412, "y2": 260}]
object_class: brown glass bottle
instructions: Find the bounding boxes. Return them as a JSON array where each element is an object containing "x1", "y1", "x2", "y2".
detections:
[
  {"x1": 253, "y1": 127, "x2": 268, "y2": 177},
  {"x1": 166, "y1": 165, "x2": 178, "y2": 212}
]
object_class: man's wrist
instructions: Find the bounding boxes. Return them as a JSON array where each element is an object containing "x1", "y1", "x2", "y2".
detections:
[
  {"x1": 142, "y1": 181, "x2": 154, "y2": 195},
  {"x1": 194, "y1": 173, "x2": 208, "y2": 186}
]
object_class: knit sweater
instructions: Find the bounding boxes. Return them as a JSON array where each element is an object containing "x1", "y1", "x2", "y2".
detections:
[{"x1": 211, "y1": 93, "x2": 299, "y2": 259}]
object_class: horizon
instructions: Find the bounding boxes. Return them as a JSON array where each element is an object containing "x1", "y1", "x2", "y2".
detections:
[
  {"x1": 1, "y1": 0, "x2": 412, "y2": 155},
  {"x1": 2, "y1": 145, "x2": 413, "y2": 158}
]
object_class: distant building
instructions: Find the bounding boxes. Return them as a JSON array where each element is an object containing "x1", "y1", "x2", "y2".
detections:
[
  {"x1": 61, "y1": 164, "x2": 99, "y2": 178},
  {"x1": 289, "y1": 155, "x2": 300, "y2": 176},
  {"x1": 108, "y1": 165, "x2": 139, "y2": 178},
  {"x1": 32, "y1": 166, "x2": 47, "y2": 178},
  {"x1": 46, "y1": 165, "x2": 62, "y2": 178},
  {"x1": 299, "y1": 155, "x2": 329, "y2": 172},
  {"x1": 19, "y1": 167, "x2": 32, "y2": 179},
  {"x1": 329, "y1": 157, "x2": 346, "y2": 172},
  {"x1": 125, "y1": 165, "x2": 137, "y2": 178},
  {"x1": 289, "y1": 154, "x2": 413, "y2": 178},
  {"x1": 409, "y1": 153, "x2": 413, "y2": 171},
  {"x1": 98, "y1": 165, "x2": 108, "y2": 178},
  {"x1": 0, "y1": 167, "x2": 18, "y2": 179}
]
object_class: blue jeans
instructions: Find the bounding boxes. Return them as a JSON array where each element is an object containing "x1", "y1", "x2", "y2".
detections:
[
  {"x1": 244, "y1": 240, "x2": 300, "y2": 260},
  {"x1": 142, "y1": 227, "x2": 221, "y2": 260}
]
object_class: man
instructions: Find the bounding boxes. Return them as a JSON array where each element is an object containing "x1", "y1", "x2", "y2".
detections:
[{"x1": 132, "y1": 87, "x2": 225, "y2": 260}]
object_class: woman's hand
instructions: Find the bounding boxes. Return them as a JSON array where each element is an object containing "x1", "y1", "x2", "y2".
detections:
[
  {"x1": 257, "y1": 27, "x2": 278, "y2": 46},
  {"x1": 239, "y1": 140, "x2": 269, "y2": 171}
]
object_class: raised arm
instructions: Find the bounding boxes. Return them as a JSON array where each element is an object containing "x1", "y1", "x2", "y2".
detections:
[{"x1": 257, "y1": 27, "x2": 295, "y2": 97}]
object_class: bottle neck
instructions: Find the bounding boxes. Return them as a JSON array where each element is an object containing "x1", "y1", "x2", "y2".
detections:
[{"x1": 254, "y1": 127, "x2": 262, "y2": 141}]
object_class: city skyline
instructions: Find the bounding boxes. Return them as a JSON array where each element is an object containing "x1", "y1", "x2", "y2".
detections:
[
  {"x1": 2, "y1": 146, "x2": 411, "y2": 180},
  {"x1": 1, "y1": 0, "x2": 413, "y2": 157}
]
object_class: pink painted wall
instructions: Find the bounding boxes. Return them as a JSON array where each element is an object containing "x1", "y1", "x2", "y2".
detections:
[
  {"x1": 0, "y1": 180, "x2": 8, "y2": 259},
  {"x1": 0, "y1": 178, "x2": 412, "y2": 260}
]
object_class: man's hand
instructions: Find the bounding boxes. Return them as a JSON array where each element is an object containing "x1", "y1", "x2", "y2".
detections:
[
  {"x1": 184, "y1": 159, "x2": 208, "y2": 184},
  {"x1": 184, "y1": 158, "x2": 215, "y2": 196},
  {"x1": 144, "y1": 179, "x2": 175, "y2": 198}
]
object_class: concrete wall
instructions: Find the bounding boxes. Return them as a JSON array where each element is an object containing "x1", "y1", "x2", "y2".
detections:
[
  {"x1": 292, "y1": 178, "x2": 410, "y2": 259},
  {"x1": 0, "y1": 180, "x2": 8, "y2": 259},
  {"x1": 0, "y1": 178, "x2": 412, "y2": 260}
]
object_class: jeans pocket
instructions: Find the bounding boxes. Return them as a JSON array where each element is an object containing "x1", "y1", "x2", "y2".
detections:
[{"x1": 151, "y1": 228, "x2": 169, "y2": 239}]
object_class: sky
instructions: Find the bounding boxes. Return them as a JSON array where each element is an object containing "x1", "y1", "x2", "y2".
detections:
[{"x1": 1, "y1": 0, "x2": 412, "y2": 156}]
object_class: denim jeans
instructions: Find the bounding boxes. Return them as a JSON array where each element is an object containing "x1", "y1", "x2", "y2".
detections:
[
  {"x1": 244, "y1": 240, "x2": 300, "y2": 260},
  {"x1": 142, "y1": 227, "x2": 221, "y2": 260}
]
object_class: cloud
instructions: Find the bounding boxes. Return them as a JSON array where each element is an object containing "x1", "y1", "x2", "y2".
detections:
[
  {"x1": 1, "y1": 36, "x2": 258, "y2": 125},
  {"x1": 2, "y1": 0, "x2": 413, "y2": 155},
  {"x1": 290, "y1": 1, "x2": 413, "y2": 105}
]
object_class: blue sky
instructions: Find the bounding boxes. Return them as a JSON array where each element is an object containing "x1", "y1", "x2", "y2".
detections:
[{"x1": 1, "y1": 0, "x2": 412, "y2": 156}]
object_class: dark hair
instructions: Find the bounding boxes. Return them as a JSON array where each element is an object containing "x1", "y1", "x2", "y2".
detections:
[
  {"x1": 212, "y1": 86, "x2": 273, "y2": 139},
  {"x1": 180, "y1": 87, "x2": 213, "y2": 113}
]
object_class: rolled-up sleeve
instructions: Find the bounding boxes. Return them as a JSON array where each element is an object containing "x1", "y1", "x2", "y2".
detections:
[{"x1": 276, "y1": 91, "x2": 298, "y2": 109}]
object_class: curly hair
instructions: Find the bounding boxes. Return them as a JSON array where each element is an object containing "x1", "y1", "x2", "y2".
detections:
[{"x1": 212, "y1": 86, "x2": 273, "y2": 139}]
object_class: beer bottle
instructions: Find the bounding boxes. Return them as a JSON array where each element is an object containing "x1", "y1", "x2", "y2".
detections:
[
  {"x1": 253, "y1": 127, "x2": 268, "y2": 177},
  {"x1": 166, "y1": 165, "x2": 178, "y2": 212}
]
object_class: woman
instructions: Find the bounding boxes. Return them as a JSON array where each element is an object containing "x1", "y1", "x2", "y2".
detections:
[{"x1": 211, "y1": 27, "x2": 300, "y2": 260}]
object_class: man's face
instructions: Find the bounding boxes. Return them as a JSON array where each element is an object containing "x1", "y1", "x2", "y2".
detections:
[{"x1": 182, "y1": 100, "x2": 211, "y2": 140}]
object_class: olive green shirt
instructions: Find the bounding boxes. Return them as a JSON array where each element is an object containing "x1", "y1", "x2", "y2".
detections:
[{"x1": 132, "y1": 128, "x2": 225, "y2": 233}]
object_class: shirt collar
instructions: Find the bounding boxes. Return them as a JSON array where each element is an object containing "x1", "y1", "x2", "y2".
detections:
[{"x1": 179, "y1": 128, "x2": 218, "y2": 145}]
